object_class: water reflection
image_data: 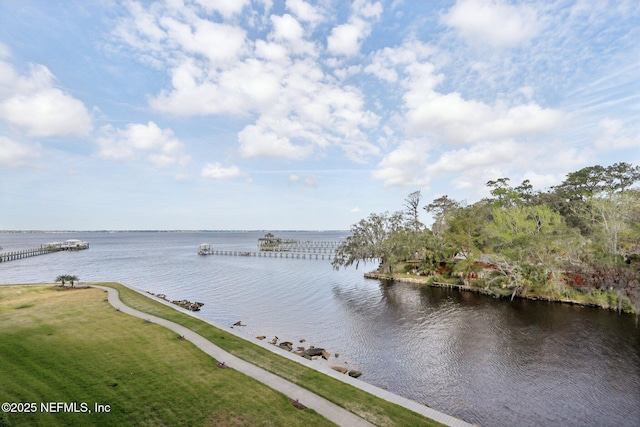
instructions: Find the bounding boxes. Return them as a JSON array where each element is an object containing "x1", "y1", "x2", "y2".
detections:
[
  {"x1": 459, "y1": 290, "x2": 636, "y2": 426},
  {"x1": 332, "y1": 278, "x2": 640, "y2": 426}
]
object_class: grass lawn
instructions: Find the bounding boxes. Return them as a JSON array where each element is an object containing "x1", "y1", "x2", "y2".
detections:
[
  {"x1": 0, "y1": 285, "x2": 334, "y2": 427},
  {"x1": 0, "y1": 283, "x2": 445, "y2": 426},
  {"x1": 106, "y1": 282, "x2": 445, "y2": 427}
]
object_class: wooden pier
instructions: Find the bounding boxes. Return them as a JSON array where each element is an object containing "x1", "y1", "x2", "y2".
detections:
[
  {"x1": 266, "y1": 241, "x2": 340, "y2": 254},
  {"x1": 198, "y1": 247, "x2": 335, "y2": 260},
  {"x1": 0, "y1": 240, "x2": 89, "y2": 263},
  {"x1": 257, "y1": 234, "x2": 341, "y2": 252},
  {"x1": 199, "y1": 234, "x2": 341, "y2": 261}
]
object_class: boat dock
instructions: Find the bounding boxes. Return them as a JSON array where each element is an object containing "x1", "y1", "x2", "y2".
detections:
[
  {"x1": 198, "y1": 247, "x2": 335, "y2": 260},
  {"x1": 261, "y1": 241, "x2": 340, "y2": 254},
  {"x1": 0, "y1": 240, "x2": 89, "y2": 263},
  {"x1": 199, "y1": 234, "x2": 341, "y2": 261}
]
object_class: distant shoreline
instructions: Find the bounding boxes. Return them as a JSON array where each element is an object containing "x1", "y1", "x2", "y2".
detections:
[{"x1": 0, "y1": 229, "x2": 350, "y2": 233}]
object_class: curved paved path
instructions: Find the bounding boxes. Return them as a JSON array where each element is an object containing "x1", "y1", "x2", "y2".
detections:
[{"x1": 94, "y1": 285, "x2": 375, "y2": 427}]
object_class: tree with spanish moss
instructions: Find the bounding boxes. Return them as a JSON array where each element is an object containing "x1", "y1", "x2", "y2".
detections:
[{"x1": 332, "y1": 211, "x2": 406, "y2": 273}]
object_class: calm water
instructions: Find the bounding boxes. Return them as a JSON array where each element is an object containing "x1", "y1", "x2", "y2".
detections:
[{"x1": 1, "y1": 231, "x2": 639, "y2": 426}]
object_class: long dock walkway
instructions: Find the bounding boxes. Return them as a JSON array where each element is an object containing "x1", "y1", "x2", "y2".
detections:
[
  {"x1": 93, "y1": 285, "x2": 375, "y2": 427},
  {"x1": 199, "y1": 238, "x2": 340, "y2": 260},
  {"x1": 95, "y1": 283, "x2": 474, "y2": 427},
  {"x1": 199, "y1": 248, "x2": 334, "y2": 260},
  {"x1": 0, "y1": 246, "x2": 59, "y2": 262},
  {"x1": 0, "y1": 241, "x2": 89, "y2": 263}
]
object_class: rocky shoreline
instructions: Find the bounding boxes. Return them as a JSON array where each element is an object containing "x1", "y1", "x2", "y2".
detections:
[
  {"x1": 148, "y1": 292, "x2": 204, "y2": 312},
  {"x1": 147, "y1": 291, "x2": 364, "y2": 377},
  {"x1": 251, "y1": 333, "x2": 362, "y2": 378}
]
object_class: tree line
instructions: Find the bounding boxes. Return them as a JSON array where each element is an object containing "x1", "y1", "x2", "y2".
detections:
[{"x1": 332, "y1": 162, "x2": 640, "y2": 314}]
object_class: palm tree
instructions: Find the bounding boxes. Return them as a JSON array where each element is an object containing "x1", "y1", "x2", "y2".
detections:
[
  {"x1": 55, "y1": 275, "x2": 68, "y2": 287},
  {"x1": 55, "y1": 274, "x2": 79, "y2": 287},
  {"x1": 68, "y1": 275, "x2": 79, "y2": 288}
]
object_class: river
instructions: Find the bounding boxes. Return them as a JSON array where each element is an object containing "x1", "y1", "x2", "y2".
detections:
[{"x1": 1, "y1": 231, "x2": 638, "y2": 426}]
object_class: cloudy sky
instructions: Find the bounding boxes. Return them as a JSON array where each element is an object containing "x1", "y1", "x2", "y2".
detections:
[{"x1": 0, "y1": 0, "x2": 638, "y2": 230}]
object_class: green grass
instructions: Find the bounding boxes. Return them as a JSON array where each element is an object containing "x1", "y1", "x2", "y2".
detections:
[
  {"x1": 0, "y1": 284, "x2": 444, "y2": 427},
  {"x1": 0, "y1": 285, "x2": 333, "y2": 427},
  {"x1": 105, "y1": 282, "x2": 444, "y2": 426}
]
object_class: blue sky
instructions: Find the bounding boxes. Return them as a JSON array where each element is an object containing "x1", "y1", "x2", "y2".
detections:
[{"x1": 0, "y1": 0, "x2": 638, "y2": 230}]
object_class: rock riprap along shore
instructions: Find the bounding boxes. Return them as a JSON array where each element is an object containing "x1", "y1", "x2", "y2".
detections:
[
  {"x1": 148, "y1": 292, "x2": 204, "y2": 312},
  {"x1": 257, "y1": 334, "x2": 363, "y2": 378}
]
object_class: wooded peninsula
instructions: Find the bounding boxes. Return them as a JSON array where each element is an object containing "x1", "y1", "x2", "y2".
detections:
[{"x1": 332, "y1": 162, "x2": 640, "y2": 315}]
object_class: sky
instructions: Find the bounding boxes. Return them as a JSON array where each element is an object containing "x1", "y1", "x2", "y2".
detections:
[{"x1": 0, "y1": 0, "x2": 638, "y2": 230}]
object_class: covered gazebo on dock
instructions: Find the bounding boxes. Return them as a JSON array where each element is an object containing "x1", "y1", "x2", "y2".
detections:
[{"x1": 198, "y1": 243, "x2": 212, "y2": 255}]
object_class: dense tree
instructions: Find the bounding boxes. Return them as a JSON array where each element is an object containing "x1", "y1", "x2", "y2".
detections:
[
  {"x1": 332, "y1": 211, "x2": 406, "y2": 273},
  {"x1": 486, "y1": 178, "x2": 537, "y2": 207},
  {"x1": 334, "y1": 163, "x2": 640, "y2": 313},
  {"x1": 443, "y1": 201, "x2": 492, "y2": 256},
  {"x1": 485, "y1": 204, "x2": 573, "y2": 264},
  {"x1": 486, "y1": 177, "x2": 513, "y2": 206},
  {"x1": 514, "y1": 179, "x2": 534, "y2": 204},
  {"x1": 424, "y1": 195, "x2": 460, "y2": 237},
  {"x1": 604, "y1": 162, "x2": 640, "y2": 194}
]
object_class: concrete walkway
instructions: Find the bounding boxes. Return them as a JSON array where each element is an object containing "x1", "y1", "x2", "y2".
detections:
[
  {"x1": 95, "y1": 284, "x2": 474, "y2": 427},
  {"x1": 93, "y1": 285, "x2": 374, "y2": 427}
]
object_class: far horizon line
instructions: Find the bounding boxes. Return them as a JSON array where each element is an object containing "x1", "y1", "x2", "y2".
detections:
[{"x1": 0, "y1": 229, "x2": 351, "y2": 233}]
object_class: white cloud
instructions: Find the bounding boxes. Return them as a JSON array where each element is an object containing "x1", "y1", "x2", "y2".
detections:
[
  {"x1": 518, "y1": 86, "x2": 535, "y2": 100},
  {"x1": 0, "y1": 62, "x2": 92, "y2": 137},
  {"x1": 373, "y1": 138, "x2": 431, "y2": 187},
  {"x1": 365, "y1": 40, "x2": 438, "y2": 83},
  {"x1": 255, "y1": 39, "x2": 289, "y2": 62},
  {"x1": 115, "y1": 1, "x2": 380, "y2": 164},
  {"x1": 269, "y1": 13, "x2": 316, "y2": 55},
  {"x1": 112, "y1": 1, "x2": 248, "y2": 68},
  {"x1": 353, "y1": 0, "x2": 383, "y2": 20},
  {"x1": 408, "y1": 96, "x2": 564, "y2": 144},
  {"x1": 304, "y1": 175, "x2": 318, "y2": 186},
  {"x1": 595, "y1": 117, "x2": 640, "y2": 150},
  {"x1": 289, "y1": 174, "x2": 317, "y2": 186},
  {"x1": 150, "y1": 58, "x2": 283, "y2": 116},
  {"x1": 422, "y1": 139, "x2": 590, "y2": 197},
  {"x1": 442, "y1": 0, "x2": 543, "y2": 48},
  {"x1": 395, "y1": 51, "x2": 565, "y2": 144},
  {"x1": 238, "y1": 122, "x2": 314, "y2": 160},
  {"x1": 201, "y1": 162, "x2": 242, "y2": 179},
  {"x1": 95, "y1": 121, "x2": 189, "y2": 167},
  {"x1": 285, "y1": 0, "x2": 322, "y2": 24},
  {"x1": 326, "y1": 1, "x2": 382, "y2": 57},
  {"x1": 0, "y1": 136, "x2": 39, "y2": 166},
  {"x1": 327, "y1": 22, "x2": 363, "y2": 57},
  {"x1": 520, "y1": 171, "x2": 562, "y2": 191},
  {"x1": 159, "y1": 16, "x2": 248, "y2": 66},
  {"x1": 192, "y1": 0, "x2": 250, "y2": 19},
  {"x1": 430, "y1": 140, "x2": 518, "y2": 174},
  {"x1": 271, "y1": 13, "x2": 304, "y2": 41}
]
